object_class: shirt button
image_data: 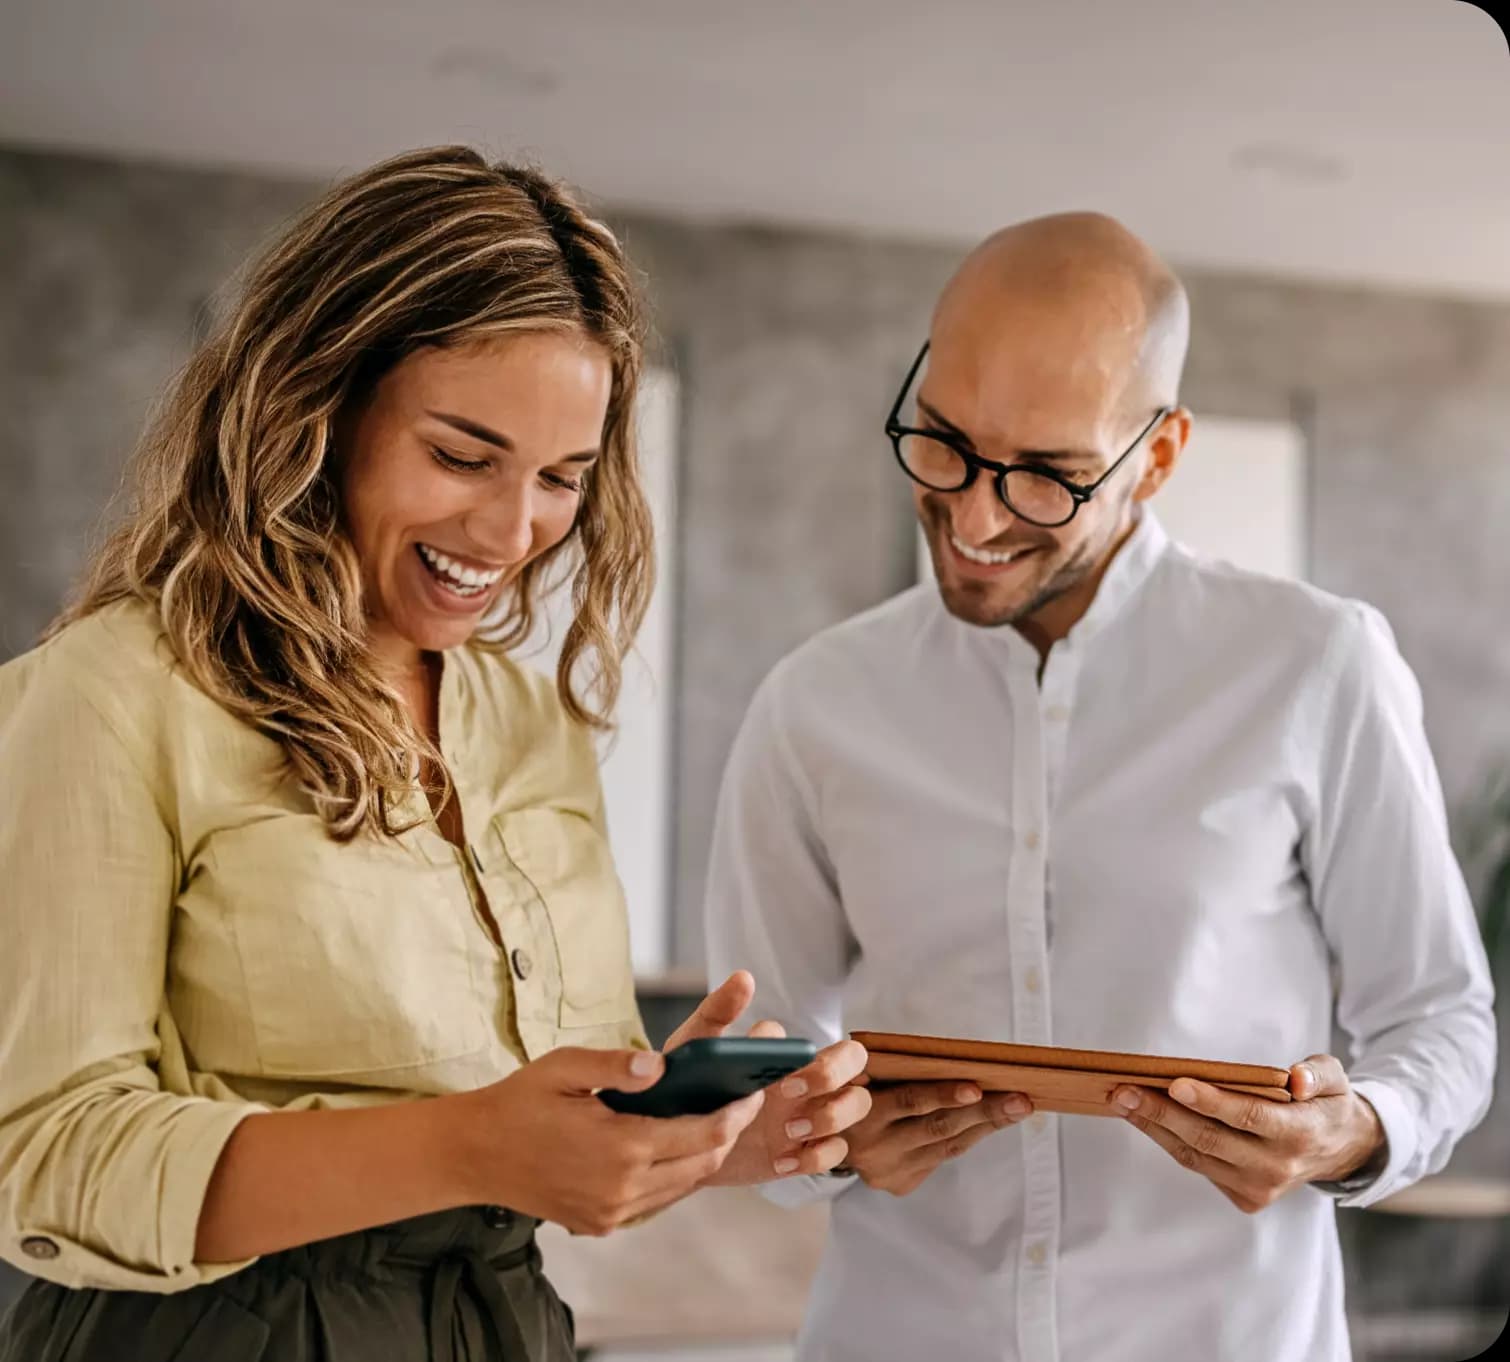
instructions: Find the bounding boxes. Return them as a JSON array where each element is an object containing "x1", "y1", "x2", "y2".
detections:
[
  {"x1": 1030, "y1": 1114, "x2": 1047, "y2": 1132},
  {"x1": 1023, "y1": 831, "x2": 1042, "y2": 851},
  {"x1": 1026, "y1": 1241, "x2": 1047, "y2": 1267},
  {"x1": 20, "y1": 1236, "x2": 60, "y2": 1262},
  {"x1": 1024, "y1": 967, "x2": 1042, "y2": 995},
  {"x1": 482, "y1": 1205, "x2": 513, "y2": 1230},
  {"x1": 511, "y1": 948, "x2": 533, "y2": 982},
  {"x1": 1045, "y1": 705, "x2": 1071, "y2": 722}
]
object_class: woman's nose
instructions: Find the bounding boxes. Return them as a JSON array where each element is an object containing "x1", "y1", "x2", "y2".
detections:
[{"x1": 464, "y1": 486, "x2": 537, "y2": 566}]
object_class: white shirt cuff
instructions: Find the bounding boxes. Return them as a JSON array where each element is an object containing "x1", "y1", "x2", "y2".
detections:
[
  {"x1": 1314, "y1": 1078, "x2": 1418, "y2": 1208},
  {"x1": 759, "y1": 1172, "x2": 858, "y2": 1209}
]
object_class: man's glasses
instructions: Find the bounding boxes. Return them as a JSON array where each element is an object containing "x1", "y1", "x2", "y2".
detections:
[{"x1": 885, "y1": 341, "x2": 1171, "y2": 529}]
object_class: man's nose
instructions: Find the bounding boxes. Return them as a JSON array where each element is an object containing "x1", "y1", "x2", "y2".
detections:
[{"x1": 950, "y1": 474, "x2": 1018, "y2": 546}]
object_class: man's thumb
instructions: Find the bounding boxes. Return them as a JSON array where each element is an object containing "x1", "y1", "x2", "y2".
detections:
[{"x1": 1291, "y1": 1053, "x2": 1348, "y2": 1100}]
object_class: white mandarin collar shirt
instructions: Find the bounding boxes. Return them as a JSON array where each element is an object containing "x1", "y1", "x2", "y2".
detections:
[{"x1": 705, "y1": 512, "x2": 1494, "y2": 1362}]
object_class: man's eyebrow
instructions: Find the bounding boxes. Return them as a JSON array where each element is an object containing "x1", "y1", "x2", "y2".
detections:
[
  {"x1": 916, "y1": 398, "x2": 1094, "y2": 465},
  {"x1": 916, "y1": 398, "x2": 976, "y2": 449},
  {"x1": 427, "y1": 410, "x2": 599, "y2": 463}
]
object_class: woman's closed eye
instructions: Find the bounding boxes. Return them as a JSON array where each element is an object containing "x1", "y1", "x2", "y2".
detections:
[
  {"x1": 430, "y1": 444, "x2": 584, "y2": 494},
  {"x1": 541, "y1": 469, "x2": 585, "y2": 494},
  {"x1": 429, "y1": 445, "x2": 491, "y2": 474}
]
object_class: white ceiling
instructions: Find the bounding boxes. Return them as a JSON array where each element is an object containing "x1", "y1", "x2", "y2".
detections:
[{"x1": 3, "y1": 0, "x2": 1508, "y2": 298}]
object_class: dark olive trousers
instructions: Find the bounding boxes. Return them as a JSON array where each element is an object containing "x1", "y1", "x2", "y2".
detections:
[{"x1": 0, "y1": 1207, "x2": 574, "y2": 1362}]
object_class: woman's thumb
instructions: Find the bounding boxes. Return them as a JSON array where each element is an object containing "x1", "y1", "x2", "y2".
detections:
[{"x1": 548, "y1": 1045, "x2": 663, "y2": 1094}]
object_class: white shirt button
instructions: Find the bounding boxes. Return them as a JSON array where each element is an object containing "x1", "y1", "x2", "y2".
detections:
[
  {"x1": 1045, "y1": 704, "x2": 1071, "y2": 722},
  {"x1": 1026, "y1": 1241, "x2": 1047, "y2": 1266},
  {"x1": 1024, "y1": 966, "x2": 1042, "y2": 994},
  {"x1": 1024, "y1": 831, "x2": 1042, "y2": 851},
  {"x1": 1030, "y1": 1114, "x2": 1048, "y2": 1131}
]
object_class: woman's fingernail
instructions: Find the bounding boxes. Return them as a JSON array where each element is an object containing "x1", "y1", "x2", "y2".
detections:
[
  {"x1": 630, "y1": 1052, "x2": 660, "y2": 1077},
  {"x1": 1115, "y1": 1088, "x2": 1140, "y2": 1110},
  {"x1": 1004, "y1": 1096, "x2": 1029, "y2": 1118},
  {"x1": 785, "y1": 1119, "x2": 813, "y2": 1140},
  {"x1": 774, "y1": 1157, "x2": 800, "y2": 1175},
  {"x1": 781, "y1": 1077, "x2": 809, "y2": 1099},
  {"x1": 956, "y1": 1085, "x2": 980, "y2": 1103}
]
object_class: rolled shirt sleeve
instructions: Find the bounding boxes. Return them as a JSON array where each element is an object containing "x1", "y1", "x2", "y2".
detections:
[{"x1": 0, "y1": 645, "x2": 262, "y2": 1291}]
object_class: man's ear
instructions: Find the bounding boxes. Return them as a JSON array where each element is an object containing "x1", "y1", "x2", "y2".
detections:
[{"x1": 1132, "y1": 408, "x2": 1192, "y2": 502}]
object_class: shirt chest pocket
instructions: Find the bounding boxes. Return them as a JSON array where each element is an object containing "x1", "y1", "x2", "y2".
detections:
[
  {"x1": 492, "y1": 808, "x2": 638, "y2": 1032},
  {"x1": 201, "y1": 817, "x2": 490, "y2": 1079}
]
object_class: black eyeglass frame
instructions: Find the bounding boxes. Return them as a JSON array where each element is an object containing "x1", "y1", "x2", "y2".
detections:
[{"x1": 884, "y1": 340, "x2": 1172, "y2": 528}]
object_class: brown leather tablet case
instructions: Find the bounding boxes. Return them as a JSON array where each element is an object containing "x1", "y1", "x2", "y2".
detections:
[{"x1": 852, "y1": 1029, "x2": 1292, "y2": 1117}]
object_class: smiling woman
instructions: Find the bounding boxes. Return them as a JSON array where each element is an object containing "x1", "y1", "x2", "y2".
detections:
[{"x1": 0, "y1": 146, "x2": 870, "y2": 1362}]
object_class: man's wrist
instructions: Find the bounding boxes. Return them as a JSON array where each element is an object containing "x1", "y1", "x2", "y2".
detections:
[{"x1": 1317, "y1": 1093, "x2": 1388, "y2": 1185}]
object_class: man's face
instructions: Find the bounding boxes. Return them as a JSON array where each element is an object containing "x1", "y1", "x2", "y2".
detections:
[{"x1": 910, "y1": 332, "x2": 1151, "y2": 633}]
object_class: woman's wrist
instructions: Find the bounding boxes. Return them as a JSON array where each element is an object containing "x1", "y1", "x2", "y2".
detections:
[{"x1": 435, "y1": 1082, "x2": 516, "y2": 1210}]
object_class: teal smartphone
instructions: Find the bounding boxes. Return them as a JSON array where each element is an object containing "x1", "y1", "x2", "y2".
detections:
[{"x1": 598, "y1": 1037, "x2": 817, "y2": 1117}]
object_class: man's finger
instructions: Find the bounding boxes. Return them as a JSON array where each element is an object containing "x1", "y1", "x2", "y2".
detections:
[
  {"x1": 1113, "y1": 1085, "x2": 1254, "y2": 1164},
  {"x1": 1124, "y1": 1113, "x2": 1258, "y2": 1198},
  {"x1": 748, "y1": 1017, "x2": 787, "y2": 1040},
  {"x1": 1165, "y1": 1077, "x2": 1285, "y2": 1139},
  {"x1": 903, "y1": 1113, "x2": 1002, "y2": 1174},
  {"x1": 1289, "y1": 1054, "x2": 1349, "y2": 1101},
  {"x1": 872, "y1": 1081, "x2": 984, "y2": 1122},
  {"x1": 894, "y1": 1100, "x2": 1001, "y2": 1154}
]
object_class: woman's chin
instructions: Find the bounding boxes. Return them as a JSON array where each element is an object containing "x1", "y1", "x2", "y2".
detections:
[{"x1": 379, "y1": 592, "x2": 492, "y2": 656}]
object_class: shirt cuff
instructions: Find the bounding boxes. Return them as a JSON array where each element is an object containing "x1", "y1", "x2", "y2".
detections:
[
  {"x1": 760, "y1": 1171, "x2": 858, "y2": 1210},
  {"x1": 3, "y1": 1098, "x2": 263, "y2": 1293},
  {"x1": 1312, "y1": 1079, "x2": 1418, "y2": 1208}
]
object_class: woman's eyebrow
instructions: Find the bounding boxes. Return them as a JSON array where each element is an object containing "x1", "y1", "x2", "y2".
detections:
[
  {"x1": 426, "y1": 410, "x2": 513, "y2": 451},
  {"x1": 426, "y1": 410, "x2": 598, "y2": 462}
]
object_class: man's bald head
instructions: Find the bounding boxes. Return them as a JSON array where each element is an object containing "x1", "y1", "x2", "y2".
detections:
[
  {"x1": 911, "y1": 212, "x2": 1193, "y2": 642},
  {"x1": 932, "y1": 211, "x2": 1189, "y2": 421}
]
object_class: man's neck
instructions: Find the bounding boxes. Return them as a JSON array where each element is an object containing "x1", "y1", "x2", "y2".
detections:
[{"x1": 1013, "y1": 514, "x2": 1142, "y2": 665}]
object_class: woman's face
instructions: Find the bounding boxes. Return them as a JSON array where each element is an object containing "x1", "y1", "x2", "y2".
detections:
[{"x1": 340, "y1": 332, "x2": 612, "y2": 665}]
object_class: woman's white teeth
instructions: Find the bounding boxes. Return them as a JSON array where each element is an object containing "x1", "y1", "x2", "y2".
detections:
[
  {"x1": 951, "y1": 534, "x2": 1024, "y2": 566},
  {"x1": 416, "y1": 544, "x2": 503, "y2": 596}
]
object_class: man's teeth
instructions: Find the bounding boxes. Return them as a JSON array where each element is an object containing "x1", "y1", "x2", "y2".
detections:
[
  {"x1": 951, "y1": 534, "x2": 1024, "y2": 566},
  {"x1": 416, "y1": 544, "x2": 504, "y2": 596}
]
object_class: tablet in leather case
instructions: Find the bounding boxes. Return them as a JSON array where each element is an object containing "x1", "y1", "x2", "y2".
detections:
[{"x1": 852, "y1": 1029, "x2": 1292, "y2": 1117}]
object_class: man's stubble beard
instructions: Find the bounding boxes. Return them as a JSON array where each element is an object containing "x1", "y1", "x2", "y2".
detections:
[{"x1": 927, "y1": 496, "x2": 1130, "y2": 631}]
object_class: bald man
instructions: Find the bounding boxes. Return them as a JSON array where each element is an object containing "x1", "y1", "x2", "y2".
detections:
[{"x1": 703, "y1": 215, "x2": 1494, "y2": 1362}]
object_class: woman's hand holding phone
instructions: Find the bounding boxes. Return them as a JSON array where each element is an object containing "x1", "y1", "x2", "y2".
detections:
[
  {"x1": 663, "y1": 971, "x2": 872, "y2": 1186},
  {"x1": 455, "y1": 1046, "x2": 764, "y2": 1236}
]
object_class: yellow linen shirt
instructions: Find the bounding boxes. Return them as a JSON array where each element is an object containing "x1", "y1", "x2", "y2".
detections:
[{"x1": 0, "y1": 601, "x2": 647, "y2": 1293}]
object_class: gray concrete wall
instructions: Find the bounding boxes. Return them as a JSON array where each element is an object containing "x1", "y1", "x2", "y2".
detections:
[
  {"x1": 8, "y1": 150, "x2": 1509, "y2": 953},
  {"x1": 2, "y1": 147, "x2": 1507, "y2": 1326}
]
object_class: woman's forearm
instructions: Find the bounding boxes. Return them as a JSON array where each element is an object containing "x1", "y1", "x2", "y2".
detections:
[{"x1": 194, "y1": 1092, "x2": 480, "y2": 1262}]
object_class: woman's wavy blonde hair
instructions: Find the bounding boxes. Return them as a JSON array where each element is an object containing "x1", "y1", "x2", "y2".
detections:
[{"x1": 53, "y1": 145, "x2": 653, "y2": 840}]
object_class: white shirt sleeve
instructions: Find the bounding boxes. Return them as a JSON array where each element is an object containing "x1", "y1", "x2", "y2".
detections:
[
  {"x1": 1303, "y1": 603, "x2": 1496, "y2": 1206},
  {"x1": 703, "y1": 661, "x2": 861, "y2": 1207}
]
